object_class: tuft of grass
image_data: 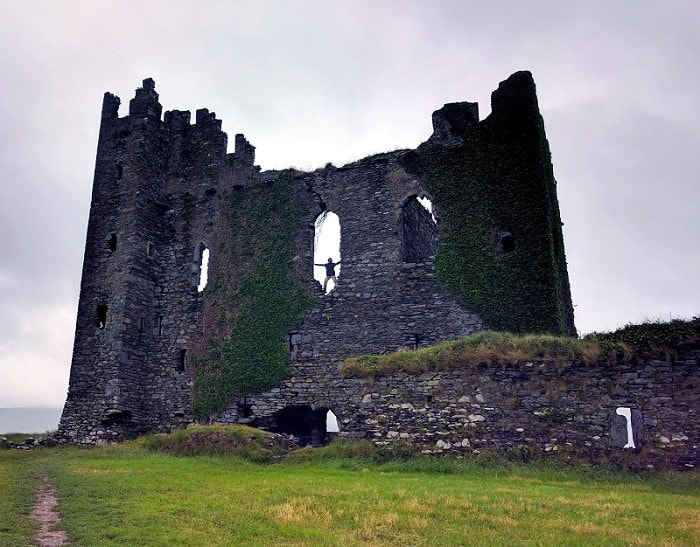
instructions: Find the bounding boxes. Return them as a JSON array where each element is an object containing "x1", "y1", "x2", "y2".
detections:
[
  {"x1": 342, "y1": 319, "x2": 699, "y2": 378},
  {"x1": 143, "y1": 425, "x2": 288, "y2": 462}
]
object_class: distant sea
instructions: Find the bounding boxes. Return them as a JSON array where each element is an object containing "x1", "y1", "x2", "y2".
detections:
[{"x1": 0, "y1": 407, "x2": 63, "y2": 434}]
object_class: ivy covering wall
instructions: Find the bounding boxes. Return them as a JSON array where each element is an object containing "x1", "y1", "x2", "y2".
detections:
[
  {"x1": 191, "y1": 175, "x2": 315, "y2": 417},
  {"x1": 403, "y1": 71, "x2": 575, "y2": 335}
]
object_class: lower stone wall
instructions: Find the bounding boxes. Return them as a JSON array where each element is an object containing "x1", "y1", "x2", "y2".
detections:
[{"x1": 220, "y1": 349, "x2": 699, "y2": 470}]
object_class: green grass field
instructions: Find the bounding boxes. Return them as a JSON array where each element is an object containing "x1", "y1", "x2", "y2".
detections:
[{"x1": 2, "y1": 441, "x2": 699, "y2": 546}]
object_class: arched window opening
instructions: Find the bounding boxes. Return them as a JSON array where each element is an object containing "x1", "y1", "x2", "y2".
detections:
[
  {"x1": 96, "y1": 304, "x2": 107, "y2": 329},
  {"x1": 401, "y1": 195, "x2": 438, "y2": 263},
  {"x1": 314, "y1": 211, "x2": 341, "y2": 293},
  {"x1": 271, "y1": 405, "x2": 334, "y2": 447},
  {"x1": 197, "y1": 245, "x2": 209, "y2": 292},
  {"x1": 108, "y1": 233, "x2": 117, "y2": 253}
]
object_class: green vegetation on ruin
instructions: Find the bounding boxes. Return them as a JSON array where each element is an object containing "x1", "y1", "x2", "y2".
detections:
[
  {"x1": 402, "y1": 72, "x2": 573, "y2": 335},
  {"x1": 143, "y1": 424, "x2": 288, "y2": 461},
  {"x1": 191, "y1": 174, "x2": 315, "y2": 417},
  {"x1": 1, "y1": 441, "x2": 698, "y2": 545},
  {"x1": 342, "y1": 319, "x2": 700, "y2": 378}
]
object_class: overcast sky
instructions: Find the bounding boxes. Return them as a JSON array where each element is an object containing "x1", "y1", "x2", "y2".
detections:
[{"x1": 1, "y1": 1, "x2": 698, "y2": 408}]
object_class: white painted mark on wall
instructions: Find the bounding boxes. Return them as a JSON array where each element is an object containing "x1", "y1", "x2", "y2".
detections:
[
  {"x1": 198, "y1": 248, "x2": 209, "y2": 292},
  {"x1": 616, "y1": 406, "x2": 635, "y2": 449},
  {"x1": 326, "y1": 410, "x2": 340, "y2": 433}
]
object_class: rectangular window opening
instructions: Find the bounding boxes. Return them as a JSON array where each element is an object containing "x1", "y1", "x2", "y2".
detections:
[{"x1": 177, "y1": 349, "x2": 186, "y2": 372}]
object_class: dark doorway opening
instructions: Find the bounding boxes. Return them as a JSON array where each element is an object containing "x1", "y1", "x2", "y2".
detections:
[{"x1": 271, "y1": 405, "x2": 335, "y2": 447}]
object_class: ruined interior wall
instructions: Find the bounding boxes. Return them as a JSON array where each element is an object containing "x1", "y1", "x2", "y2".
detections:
[{"x1": 215, "y1": 152, "x2": 484, "y2": 425}]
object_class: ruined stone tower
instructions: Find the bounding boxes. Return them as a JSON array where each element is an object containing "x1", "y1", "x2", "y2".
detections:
[{"x1": 59, "y1": 72, "x2": 575, "y2": 444}]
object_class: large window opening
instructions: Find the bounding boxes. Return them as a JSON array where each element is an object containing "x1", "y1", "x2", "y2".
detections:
[
  {"x1": 197, "y1": 245, "x2": 209, "y2": 292},
  {"x1": 314, "y1": 211, "x2": 341, "y2": 293},
  {"x1": 271, "y1": 405, "x2": 337, "y2": 447},
  {"x1": 96, "y1": 304, "x2": 108, "y2": 329},
  {"x1": 401, "y1": 194, "x2": 438, "y2": 263}
]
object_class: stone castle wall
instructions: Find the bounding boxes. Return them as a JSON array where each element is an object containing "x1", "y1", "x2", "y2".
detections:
[{"x1": 223, "y1": 350, "x2": 699, "y2": 470}]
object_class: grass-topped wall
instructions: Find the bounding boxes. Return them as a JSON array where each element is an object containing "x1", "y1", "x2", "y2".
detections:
[
  {"x1": 191, "y1": 175, "x2": 315, "y2": 417},
  {"x1": 402, "y1": 71, "x2": 575, "y2": 335}
]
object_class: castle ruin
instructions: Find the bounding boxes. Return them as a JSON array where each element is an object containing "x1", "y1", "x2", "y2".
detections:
[{"x1": 59, "y1": 71, "x2": 577, "y2": 444}]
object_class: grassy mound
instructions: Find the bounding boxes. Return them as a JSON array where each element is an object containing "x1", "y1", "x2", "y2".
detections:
[
  {"x1": 143, "y1": 425, "x2": 289, "y2": 462},
  {"x1": 342, "y1": 319, "x2": 699, "y2": 378}
]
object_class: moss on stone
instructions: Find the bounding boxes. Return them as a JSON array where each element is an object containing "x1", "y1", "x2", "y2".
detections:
[{"x1": 191, "y1": 175, "x2": 315, "y2": 417}]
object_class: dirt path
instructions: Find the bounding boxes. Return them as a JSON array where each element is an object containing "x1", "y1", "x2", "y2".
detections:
[{"x1": 30, "y1": 476, "x2": 68, "y2": 546}]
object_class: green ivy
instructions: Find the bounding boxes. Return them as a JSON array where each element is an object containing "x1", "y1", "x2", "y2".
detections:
[
  {"x1": 192, "y1": 175, "x2": 315, "y2": 417},
  {"x1": 402, "y1": 71, "x2": 574, "y2": 335},
  {"x1": 586, "y1": 317, "x2": 700, "y2": 359}
]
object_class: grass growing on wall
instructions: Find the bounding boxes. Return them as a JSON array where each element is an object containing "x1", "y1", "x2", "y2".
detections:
[
  {"x1": 191, "y1": 175, "x2": 315, "y2": 417},
  {"x1": 342, "y1": 319, "x2": 700, "y2": 378}
]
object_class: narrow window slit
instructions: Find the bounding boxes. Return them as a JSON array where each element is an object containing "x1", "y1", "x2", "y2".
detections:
[
  {"x1": 108, "y1": 233, "x2": 117, "y2": 253},
  {"x1": 237, "y1": 397, "x2": 252, "y2": 418},
  {"x1": 96, "y1": 304, "x2": 108, "y2": 329},
  {"x1": 177, "y1": 349, "x2": 186, "y2": 372},
  {"x1": 197, "y1": 245, "x2": 209, "y2": 292}
]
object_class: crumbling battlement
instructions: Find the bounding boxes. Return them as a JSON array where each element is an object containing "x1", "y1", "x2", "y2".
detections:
[{"x1": 60, "y1": 72, "x2": 576, "y2": 445}]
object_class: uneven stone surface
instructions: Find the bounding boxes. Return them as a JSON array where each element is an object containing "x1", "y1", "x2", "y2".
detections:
[{"x1": 219, "y1": 350, "x2": 699, "y2": 470}]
